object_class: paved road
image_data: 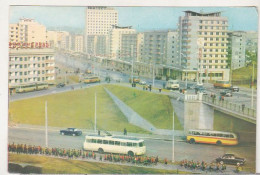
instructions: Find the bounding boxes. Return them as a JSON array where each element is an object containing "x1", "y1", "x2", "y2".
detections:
[{"x1": 8, "y1": 125, "x2": 255, "y2": 168}]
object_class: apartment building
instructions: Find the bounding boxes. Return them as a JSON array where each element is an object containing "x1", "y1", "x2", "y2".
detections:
[
  {"x1": 9, "y1": 18, "x2": 47, "y2": 43},
  {"x1": 9, "y1": 48, "x2": 55, "y2": 88},
  {"x1": 179, "y1": 11, "x2": 229, "y2": 81},
  {"x1": 228, "y1": 31, "x2": 246, "y2": 70},
  {"x1": 120, "y1": 33, "x2": 144, "y2": 62},
  {"x1": 85, "y1": 6, "x2": 118, "y2": 54},
  {"x1": 108, "y1": 26, "x2": 136, "y2": 59},
  {"x1": 141, "y1": 30, "x2": 178, "y2": 65}
]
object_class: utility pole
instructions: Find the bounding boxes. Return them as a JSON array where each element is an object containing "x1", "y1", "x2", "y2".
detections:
[
  {"x1": 131, "y1": 45, "x2": 134, "y2": 83},
  {"x1": 152, "y1": 63, "x2": 155, "y2": 87},
  {"x1": 95, "y1": 92, "x2": 97, "y2": 132},
  {"x1": 172, "y1": 111, "x2": 175, "y2": 163},
  {"x1": 45, "y1": 101, "x2": 48, "y2": 147},
  {"x1": 251, "y1": 62, "x2": 254, "y2": 109}
]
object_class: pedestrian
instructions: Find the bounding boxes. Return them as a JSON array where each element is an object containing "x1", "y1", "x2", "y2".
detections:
[
  {"x1": 143, "y1": 85, "x2": 145, "y2": 90},
  {"x1": 221, "y1": 95, "x2": 224, "y2": 101},
  {"x1": 242, "y1": 104, "x2": 245, "y2": 112},
  {"x1": 98, "y1": 130, "x2": 100, "y2": 135},
  {"x1": 164, "y1": 158, "x2": 168, "y2": 165},
  {"x1": 99, "y1": 155, "x2": 102, "y2": 161},
  {"x1": 124, "y1": 128, "x2": 127, "y2": 135}
]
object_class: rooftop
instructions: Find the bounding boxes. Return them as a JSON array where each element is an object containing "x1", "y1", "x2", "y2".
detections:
[{"x1": 184, "y1": 10, "x2": 222, "y2": 17}]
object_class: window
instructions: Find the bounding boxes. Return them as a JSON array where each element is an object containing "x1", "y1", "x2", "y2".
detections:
[
  {"x1": 133, "y1": 143, "x2": 137, "y2": 147},
  {"x1": 121, "y1": 142, "x2": 127, "y2": 146},
  {"x1": 127, "y1": 142, "x2": 133, "y2": 147},
  {"x1": 139, "y1": 142, "x2": 144, "y2": 147},
  {"x1": 109, "y1": 141, "x2": 115, "y2": 145},
  {"x1": 97, "y1": 139, "x2": 102, "y2": 144},
  {"x1": 103, "y1": 140, "x2": 108, "y2": 144},
  {"x1": 115, "y1": 141, "x2": 120, "y2": 146},
  {"x1": 91, "y1": 139, "x2": 97, "y2": 143}
]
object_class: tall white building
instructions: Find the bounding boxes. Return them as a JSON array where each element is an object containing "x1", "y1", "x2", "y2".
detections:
[
  {"x1": 179, "y1": 11, "x2": 229, "y2": 81},
  {"x1": 9, "y1": 18, "x2": 47, "y2": 43},
  {"x1": 85, "y1": 7, "x2": 118, "y2": 54}
]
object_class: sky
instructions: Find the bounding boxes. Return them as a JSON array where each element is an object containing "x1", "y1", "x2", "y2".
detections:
[{"x1": 9, "y1": 6, "x2": 258, "y2": 32}]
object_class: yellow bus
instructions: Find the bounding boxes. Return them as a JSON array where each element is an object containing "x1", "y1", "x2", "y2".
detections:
[
  {"x1": 16, "y1": 82, "x2": 48, "y2": 93},
  {"x1": 129, "y1": 76, "x2": 140, "y2": 83},
  {"x1": 83, "y1": 135, "x2": 146, "y2": 156},
  {"x1": 84, "y1": 76, "x2": 100, "y2": 84},
  {"x1": 187, "y1": 129, "x2": 238, "y2": 146},
  {"x1": 213, "y1": 80, "x2": 231, "y2": 89}
]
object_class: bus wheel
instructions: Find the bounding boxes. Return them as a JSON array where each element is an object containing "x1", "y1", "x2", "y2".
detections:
[
  {"x1": 98, "y1": 148, "x2": 104, "y2": 154},
  {"x1": 128, "y1": 151, "x2": 134, "y2": 157},
  {"x1": 189, "y1": 138, "x2": 195, "y2": 144},
  {"x1": 216, "y1": 141, "x2": 222, "y2": 146}
]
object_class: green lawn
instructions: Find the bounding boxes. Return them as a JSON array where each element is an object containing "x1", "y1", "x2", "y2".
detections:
[
  {"x1": 9, "y1": 154, "x2": 187, "y2": 174},
  {"x1": 232, "y1": 64, "x2": 257, "y2": 83},
  {"x1": 105, "y1": 85, "x2": 183, "y2": 130},
  {"x1": 9, "y1": 85, "x2": 149, "y2": 134}
]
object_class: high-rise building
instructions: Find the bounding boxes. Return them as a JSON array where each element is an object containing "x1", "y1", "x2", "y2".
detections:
[
  {"x1": 141, "y1": 30, "x2": 178, "y2": 65},
  {"x1": 227, "y1": 31, "x2": 246, "y2": 70},
  {"x1": 179, "y1": 11, "x2": 229, "y2": 81},
  {"x1": 108, "y1": 26, "x2": 136, "y2": 59},
  {"x1": 120, "y1": 33, "x2": 144, "y2": 62},
  {"x1": 9, "y1": 18, "x2": 47, "y2": 43},
  {"x1": 85, "y1": 7, "x2": 118, "y2": 54}
]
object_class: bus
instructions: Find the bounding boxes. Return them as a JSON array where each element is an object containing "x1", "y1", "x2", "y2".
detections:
[
  {"x1": 83, "y1": 76, "x2": 100, "y2": 84},
  {"x1": 129, "y1": 76, "x2": 140, "y2": 83},
  {"x1": 187, "y1": 129, "x2": 238, "y2": 146},
  {"x1": 16, "y1": 82, "x2": 48, "y2": 93},
  {"x1": 83, "y1": 135, "x2": 146, "y2": 156},
  {"x1": 213, "y1": 80, "x2": 231, "y2": 89},
  {"x1": 165, "y1": 80, "x2": 179, "y2": 90}
]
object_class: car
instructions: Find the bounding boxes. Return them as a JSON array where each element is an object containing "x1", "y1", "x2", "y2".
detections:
[
  {"x1": 220, "y1": 90, "x2": 232, "y2": 97},
  {"x1": 139, "y1": 80, "x2": 146, "y2": 85},
  {"x1": 56, "y1": 83, "x2": 65, "y2": 88},
  {"x1": 216, "y1": 154, "x2": 246, "y2": 166},
  {"x1": 230, "y1": 86, "x2": 239, "y2": 92},
  {"x1": 60, "y1": 128, "x2": 82, "y2": 136},
  {"x1": 194, "y1": 85, "x2": 207, "y2": 95}
]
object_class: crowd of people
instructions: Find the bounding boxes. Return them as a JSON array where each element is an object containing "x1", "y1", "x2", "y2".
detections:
[
  {"x1": 8, "y1": 143, "x2": 161, "y2": 166},
  {"x1": 180, "y1": 159, "x2": 226, "y2": 172}
]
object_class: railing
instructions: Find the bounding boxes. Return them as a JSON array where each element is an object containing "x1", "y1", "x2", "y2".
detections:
[{"x1": 202, "y1": 95, "x2": 256, "y2": 119}]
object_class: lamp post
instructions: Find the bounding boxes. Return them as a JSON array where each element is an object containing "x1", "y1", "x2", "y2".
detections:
[
  {"x1": 251, "y1": 62, "x2": 255, "y2": 109},
  {"x1": 131, "y1": 45, "x2": 134, "y2": 84}
]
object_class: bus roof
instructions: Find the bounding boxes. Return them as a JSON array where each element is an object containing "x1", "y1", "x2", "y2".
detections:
[
  {"x1": 85, "y1": 135, "x2": 144, "y2": 142},
  {"x1": 188, "y1": 129, "x2": 236, "y2": 135}
]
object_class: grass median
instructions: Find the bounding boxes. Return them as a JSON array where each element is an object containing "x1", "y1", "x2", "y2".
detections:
[
  {"x1": 8, "y1": 154, "x2": 187, "y2": 174},
  {"x1": 105, "y1": 84, "x2": 183, "y2": 130},
  {"x1": 9, "y1": 85, "x2": 149, "y2": 134}
]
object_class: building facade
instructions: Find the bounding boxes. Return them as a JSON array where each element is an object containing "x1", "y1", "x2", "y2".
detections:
[
  {"x1": 120, "y1": 33, "x2": 144, "y2": 62},
  {"x1": 9, "y1": 48, "x2": 55, "y2": 87},
  {"x1": 85, "y1": 7, "x2": 118, "y2": 54},
  {"x1": 179, "y1": 11, "x2": 229, "y2": 81},
  {"x1": 108, "y1": 26, "x2": 136, "y2": 59},
  {"x1": 9, "y1": 18, "x2": 47, "y2": 44},
  {"x1": 228, "y1": 31, "x2": 246, "y2": 70}
]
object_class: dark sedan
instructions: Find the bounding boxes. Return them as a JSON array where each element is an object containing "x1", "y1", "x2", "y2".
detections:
[
  {"x1": 60, "y1": 128, "x2": 82, "y2": 136},
  {"x1": 216, "y1": 154, "x2": 245, "y2": 166},
  {"x1": 56, "y1": 83, "x2": 65, "y2": 88}
]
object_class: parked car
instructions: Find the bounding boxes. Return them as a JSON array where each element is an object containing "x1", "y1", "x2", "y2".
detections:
[
  {"x1": 230, "y1": 86, "x2": 239, "y2": 92},
  {"x1": 139, "y1": 80, "x2": 146, "y2": 85},
  {"x1": 60, "y1": 128, "x2": 82, "y2": 136},
  {"x1": 220, "y1": 90, "x2": 232, "y2": 97},
  {"x1": 216, "y1": 154, "x2": 246, "y2": 166},
  {"x1": 56, "y1": 83, "x2": 65, "y2": 88}
]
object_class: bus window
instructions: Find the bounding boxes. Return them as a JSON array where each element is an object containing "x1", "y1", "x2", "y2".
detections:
[
  {"x1": 103, "y1": 140, "x2": 108, "y2": 144},
  {"x1": 92, "y1": 139, "x2": 97, "y2": 143},
  {"x1": 217, "y1": 133, "x2": 223, "y2": 137},
  {"x1": 127, "y1": 142, "x2": 133, "y2": 147},
  {"x1": 109, "y1": 141, "x2": 115, "y2": 145},
  {"x1": 115, "y1": 141, "x2": 120, "y2": 146},
  {"x1": 86, "y1": 139, "x2": 92, "y2": 143},
  {"x1": 121, "y1": 142, "x2": 127, "y2": 146},
  {"x1": 133, "y1": 143, "x2": 137, "y2": 147},
  {"x1": 97, "y1": 139, "x2": 102, "y2": 144},
  {"x1": 230, "y1": 134, "x2": 234, "y2": 138},
  {"x1": 139, "y1": 142, "x2": 144, "y2": 147},
  {"x1": 211, "y1": 133, "x2": 217, "y2": 136},
  {"x1": 224, "y1": 134, "x2": 230, "y2": 138}
]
